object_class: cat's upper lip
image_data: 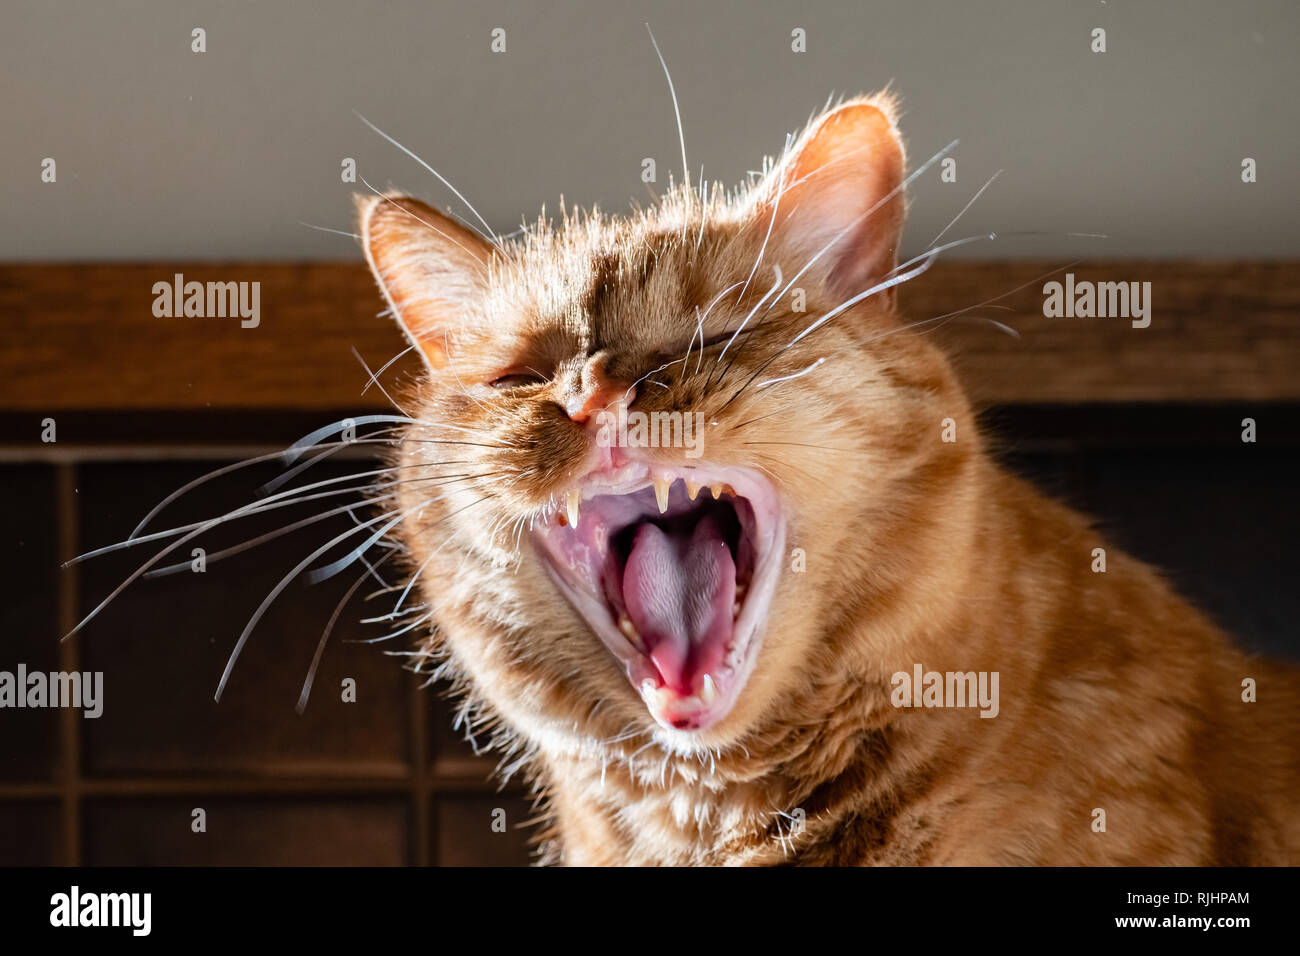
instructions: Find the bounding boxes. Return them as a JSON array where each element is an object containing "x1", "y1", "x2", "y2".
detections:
[{"x1": 533, "y1": 460, "x2": 786, "y2": 735}]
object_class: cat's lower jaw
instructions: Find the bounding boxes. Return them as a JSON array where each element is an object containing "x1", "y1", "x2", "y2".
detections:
[{"x1": 534, "y1": 462, "x2": 785, "y2": 733}]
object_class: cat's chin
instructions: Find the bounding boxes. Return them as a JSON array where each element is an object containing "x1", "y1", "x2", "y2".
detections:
[{"x1": 533, "y1": 461, "x2": 785, "y2": 734}]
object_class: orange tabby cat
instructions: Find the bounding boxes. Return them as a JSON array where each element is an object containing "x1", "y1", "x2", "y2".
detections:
[{"x1": 357, "y1": 96, "x2": 1299, "y2": 865}]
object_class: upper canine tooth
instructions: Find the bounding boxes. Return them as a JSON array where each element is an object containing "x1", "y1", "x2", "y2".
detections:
[
  {"x1": 653, "y1": 476, "x2": 671, "y2": 513},
  {"x1": 565, "y1": 490, "x2": 582, "y2": 528},
  {"x1": 685, "y1": 480, "x2": 701, "y2": 501}
]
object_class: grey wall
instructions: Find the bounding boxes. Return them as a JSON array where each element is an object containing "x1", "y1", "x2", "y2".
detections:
[{"x1": 3, "y1": 0, "x2": 1297, "y2": 261}]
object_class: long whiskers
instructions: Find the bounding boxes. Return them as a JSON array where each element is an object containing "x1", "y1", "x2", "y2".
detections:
[
  {"x1": 295, "y1": 550, "x2": 393, "y2": 714},
  {"x1": 144, "y1": 471, "x2": 503, "y2": 579},
  {"x1": 355, "y1": 111, "x2": 502, "y2": 249},
  {"x1": 128, "y1": 435, "x2": 399, "y2": 540},
  {"x1": 213, "y1": 502, "x2": 423, "y2": 701},
  {"x1": 351, "y1": 346, "x2": 415, "y2": 419},
  {"x1": 645, "y1": 24, "x2": 690, "y2": 222},
  {"x1": 82, "y1": 460, "x2": 473, "y2": 566},
  {"x1": 927, "y1": 168, "x2": 1003, "y2": 248}
]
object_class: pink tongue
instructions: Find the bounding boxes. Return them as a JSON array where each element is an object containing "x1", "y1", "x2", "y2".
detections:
[{"x1": 622, "y1": 515, "x2": 736, "y2": 694}]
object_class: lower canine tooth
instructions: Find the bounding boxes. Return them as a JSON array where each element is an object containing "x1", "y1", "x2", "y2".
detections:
[
  {"x1": 565, "y1": 490, "x2": 582, "y2": 528},
  {"x1": 700, "y1": 673, "x2": 717, "y2": 704},
  {"x1": 653, "y1": 476, "x2": 671, "y2": 513},
  {"x1": 640, "y1": 679, "x2": 670, "y2": 710}
]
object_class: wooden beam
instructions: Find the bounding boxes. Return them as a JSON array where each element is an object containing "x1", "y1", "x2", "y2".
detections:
[
  {"x1": 2, "y1": 261, "x2": 1296, "y2": 410},
  {"x1": 913, "y1": 261, "x2": 1300, "y2": 404},
  {"x1": 1, "y1": 263, "x2": 410, "y2": 413}
]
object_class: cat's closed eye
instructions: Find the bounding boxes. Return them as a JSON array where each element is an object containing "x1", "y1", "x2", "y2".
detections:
[
  {"x1": 489, "y1": 369, "x2": 549, "y2": 389},
  {"x1": 651, "y1": 328, "x2": 749, "y2": 366}
]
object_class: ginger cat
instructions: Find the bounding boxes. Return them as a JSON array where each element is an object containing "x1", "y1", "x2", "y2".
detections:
[{"x1": 357, "y1": 96, "x2": 1300, "y2": 865}]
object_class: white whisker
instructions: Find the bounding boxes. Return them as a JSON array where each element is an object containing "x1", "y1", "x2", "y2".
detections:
[
  {"x1": 355, "y1": 111, "x2": 501, "y2": 247},
  {"x1": 755, "y1": 357, "x2": 825, "y2": 389},
  {"x1": 927, "y1": 168, "x2": 1002, "y2": 248}
]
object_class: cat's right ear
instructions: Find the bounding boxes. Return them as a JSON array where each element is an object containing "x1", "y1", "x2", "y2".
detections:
[
  {"x1": 357, "y1": 194, "x2": 494, "y2": 370},
  {"x1": 742, "y1": 96, "x2": 906, "y2": 303}
]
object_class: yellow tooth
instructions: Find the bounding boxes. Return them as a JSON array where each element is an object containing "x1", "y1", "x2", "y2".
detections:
[
  {"x1": 565, "y1": 490, "x2": 581, "y2": 528},
  {"x1": 735, "y1": 582, "x2": 747, "y2": 598},
  {"x1": 653, "y1": 476, "x2": 671, "y2": 513},
  {"x1": 732, "y1": 602, "x2": 741, "y2": 617},
  {"x1": 709, "y1": 483, "x2": 724, "y2": 500},
  {"x1": 618, "y1": 614, "x2": 642, "y2": 649},
  {"x1": 685, "y1": 480, "x2": 701, "y2": 501},
  {"x1": 640, "y1": 679, "x2": 672, "y2": 712},
  {"x1": 700, "y1": 673, "x2": 717, "y2": 704}
]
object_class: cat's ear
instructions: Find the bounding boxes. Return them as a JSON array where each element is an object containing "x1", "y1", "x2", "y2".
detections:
[
  {"x1": 357, "y1": 194, "x2": 494, "y2": 369},
  {"x1": 747, "y1": 96, "x2": 905, "y2": 301}
]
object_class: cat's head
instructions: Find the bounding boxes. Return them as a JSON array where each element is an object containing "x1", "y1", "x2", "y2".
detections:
[{"x1": 357, "y1": 96, "x2": 973, "y2": 762}]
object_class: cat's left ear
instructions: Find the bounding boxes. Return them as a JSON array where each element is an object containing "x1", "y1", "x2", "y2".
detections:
[
  {"x1": 357, "y1": 194, "x2": 495, "y2": 370},
  {"x1": 746, "y1": 96, "x2": 906, "y2": 301}
]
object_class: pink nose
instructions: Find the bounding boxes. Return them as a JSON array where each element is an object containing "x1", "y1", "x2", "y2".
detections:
[{"x1": 564, "y1": 357, "x2": 635, "y2": 424}]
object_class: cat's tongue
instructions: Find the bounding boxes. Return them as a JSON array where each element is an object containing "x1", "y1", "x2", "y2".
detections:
[{"x1": 621, "y1": 515, "x2": 735, "y2": 695}]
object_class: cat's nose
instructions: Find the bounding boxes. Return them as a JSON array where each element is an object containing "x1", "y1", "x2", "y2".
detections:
[{"x1": 563, "y1": 355, "x2": 635, "y2": 424}]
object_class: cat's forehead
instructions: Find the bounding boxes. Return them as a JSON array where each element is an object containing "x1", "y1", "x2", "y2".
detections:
[{"x1": 492, "y1": 218, "x2": 722, "y2": 347}]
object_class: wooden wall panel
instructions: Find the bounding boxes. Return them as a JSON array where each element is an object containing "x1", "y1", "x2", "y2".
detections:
[{"x1": 2, "y1": 261, "x2": 1296, "y2": 410}]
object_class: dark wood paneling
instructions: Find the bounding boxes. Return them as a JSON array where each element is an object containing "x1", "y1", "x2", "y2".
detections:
[
  {"x1": 0, "y1": 466, "x2": 60, "y2": 781},
  {"x1": 2, "y1": 261, "x2": 1297, "y2": 410},
  {"x1": 0, "y1": 801, "x2": 62, "y2": 865},
  {"x1": 435, "y1": 794, "x2": 536, "y2": 867},
  {"x1": 0, "y1": 263, "x2": 412, "y2": 413},
  {"x1": 75, "y1": 460, "x2": 411, "y2": 777},
  {"x1": 85, "y1": 797, "x2": 409, "y2": 866},
  {"x1": 921, "y1": 261, "x2": 1300, "y2": 404}
]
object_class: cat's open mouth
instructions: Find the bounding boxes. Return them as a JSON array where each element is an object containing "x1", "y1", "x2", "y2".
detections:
[{"x1": 534, "y1": 463, "x2": 785, "y2": 733}]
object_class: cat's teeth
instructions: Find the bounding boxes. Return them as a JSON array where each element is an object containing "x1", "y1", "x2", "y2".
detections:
[
  {"x1": 685, "y1": 480, "x2": 702, "y2": 501},
  {"x1": 653, "y1": 476, "x2": 671, "y2": 513},
  {"x1": 565, "y1": 490, "x2": 582, "y2": 529},
  {"x1": 709, "y1": 483, "x2": 724, "y2": 500},
  {"x1": 699, "y1": 673, "x2": 717, "y2": 705},
  {"x1": 618, "y1": 614, "x2": 643, "y2": 649},
  {"x1": 732, "y1": 601, "x2": 741, "y2": 617},
  {"x1": 640, "y1": 679, "x2": 671, "y2": 711}
]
